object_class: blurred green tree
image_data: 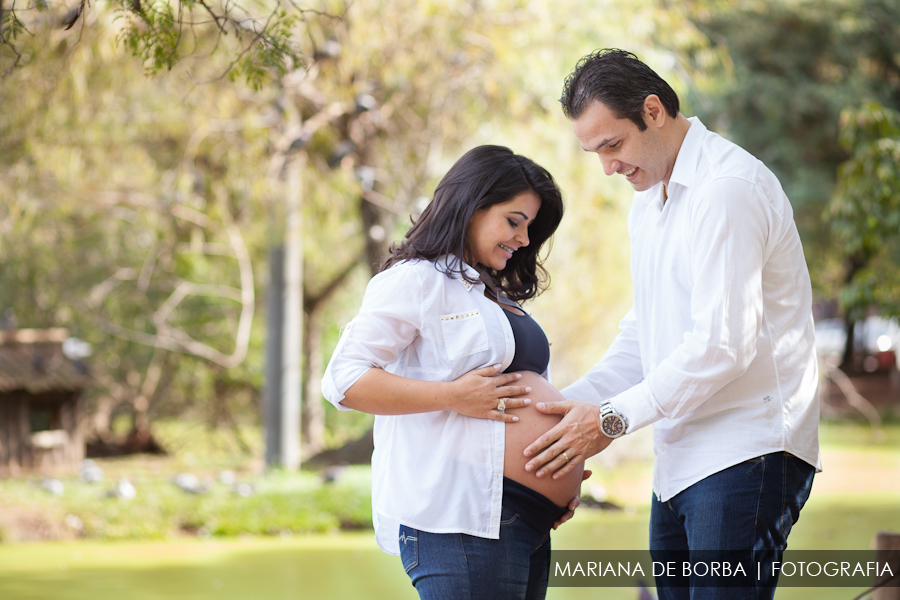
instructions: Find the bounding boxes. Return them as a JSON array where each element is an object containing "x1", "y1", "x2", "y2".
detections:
[
  {"x1": 0, "y1": 0, "x2": 322, "y2": 86},
  {"x1": 670, "y1": 0, "x2": 900, "y2": 372},
  {"x1": 674, "y1": 0, "x2": 900, "y2": 291},
  {"x1": 2, "y1": 0, "x2": 709, "y2": 462},
  {"x1": 826, "y1": 102, "x2": 900, "y2": 367},
  {"x1": 0, "y1": 12, "x2": 278, "y2": 450},
  {"x1": 2, "y1": 0, "x2": 649, "y2": 459}
]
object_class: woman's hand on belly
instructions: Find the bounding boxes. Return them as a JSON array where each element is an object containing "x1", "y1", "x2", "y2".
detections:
[
  {"x1": 503, "y1": 371, "x2": 584, "y2": 507},
  {"x1": 448, "y1": 364, "x2": 533, "y2": 423}
]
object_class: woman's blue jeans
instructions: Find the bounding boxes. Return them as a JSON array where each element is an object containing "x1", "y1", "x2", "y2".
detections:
[
  {"x1": 398, "y1": 505, "x2": 552, "y2": 600},
  {"x1": 650, "y1": 451, "x2": 816, "y2": 600}
]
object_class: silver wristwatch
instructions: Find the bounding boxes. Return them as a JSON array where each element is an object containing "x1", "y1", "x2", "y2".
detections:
[{"x1": 598, "y1": 401, "x2": 628, "y2": 439}]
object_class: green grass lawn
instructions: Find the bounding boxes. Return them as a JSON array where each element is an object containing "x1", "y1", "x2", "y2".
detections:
[
  {"x1": 0, "y1": 534, "x2": 416, "y2": 600},
  {"x1": 0, "y1": 418, "x2": 897, "y2": 599},
  {"x1": 0, "y1": 494, "x2": 896, "y2": 600}
]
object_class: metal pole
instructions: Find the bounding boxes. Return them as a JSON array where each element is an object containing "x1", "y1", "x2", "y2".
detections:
[
  {"x1": 279, "y1": 151, "x2": 304, "y2": 471},
  {"x1": 264, "y1": 246, "x2": 285, "y2": 468}
]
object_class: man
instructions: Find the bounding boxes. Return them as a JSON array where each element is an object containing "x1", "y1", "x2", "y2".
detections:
[{"x1": 523, "y1": 49, "x2": 820, "y2": 598}]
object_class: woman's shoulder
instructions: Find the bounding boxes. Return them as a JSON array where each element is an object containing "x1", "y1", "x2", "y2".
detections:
[
  {"x1": 378, "y1": 258, "x2": 455, "y2": 282},
  {"x1": 367, "y1": 259, "x2": 448, "y2": 293},
  {"x1": 362, "y1": 260, "x2": 455, "y2": 321}
]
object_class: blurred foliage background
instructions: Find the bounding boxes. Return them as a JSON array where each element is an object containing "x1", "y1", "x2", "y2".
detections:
[
  {"x1": 1, "y1": 0, "x2": 899, "y2": 494},
  {"x1": 2, "y1": 3, "x2": 900, "y2": 599}
]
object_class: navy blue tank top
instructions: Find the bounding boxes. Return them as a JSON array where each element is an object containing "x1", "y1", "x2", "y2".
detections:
[{"x1": 501, "y1": 306, "x2": 550, "y2": 374}]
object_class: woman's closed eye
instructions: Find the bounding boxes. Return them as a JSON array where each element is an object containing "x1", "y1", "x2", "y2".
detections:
[{"x1": 507, "y1": 218, "x2": 520, "y2": 228}]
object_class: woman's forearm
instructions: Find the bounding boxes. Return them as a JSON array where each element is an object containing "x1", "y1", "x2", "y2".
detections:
[
  {"x1": 341, "y1": 368, "x2": 454, "y2": 415},
  {"x1": 340, "y1": 365, "x2": 530, "y2": 422}
]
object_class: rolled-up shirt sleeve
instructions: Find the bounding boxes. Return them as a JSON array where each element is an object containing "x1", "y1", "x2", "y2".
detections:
[
  {"x1": 321, "y1": 265, "x2": 426, "y2": 410},
  {"x1": 614, "y1": 176, "x2": 769, "y2": 431}
]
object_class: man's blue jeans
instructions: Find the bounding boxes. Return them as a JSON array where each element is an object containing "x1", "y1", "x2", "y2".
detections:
[
  {"x1": 650, "y1": 451, "x2": 816, "y2": 600},
  {"x1": 398, "y1": 505, "x2": 553, "y2": 600}
]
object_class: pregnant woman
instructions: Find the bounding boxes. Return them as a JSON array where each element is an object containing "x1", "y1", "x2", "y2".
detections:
[{"x1": 322, "y1": 145, "x2": 585, "y2": 599}]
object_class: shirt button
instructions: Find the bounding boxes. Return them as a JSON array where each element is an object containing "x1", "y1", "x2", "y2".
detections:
[{"x1": 658, "y1": 443, "x2": 666, "y2": 451}]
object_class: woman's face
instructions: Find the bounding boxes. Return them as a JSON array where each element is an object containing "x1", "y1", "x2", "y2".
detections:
[{"x1": 466, "y1": 191, "x2": 541, "y2": 270}]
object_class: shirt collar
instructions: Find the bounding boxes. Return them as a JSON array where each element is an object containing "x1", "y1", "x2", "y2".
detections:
[
  {"x1": 433, "y1": 255, "x2": 481, "y2": 292},
  {"x1": 434, "y1": 256, "x2": 519, "y2": 307},
  {"x1": 668, "y1": 116, "x2": 706, "y2": 191}
]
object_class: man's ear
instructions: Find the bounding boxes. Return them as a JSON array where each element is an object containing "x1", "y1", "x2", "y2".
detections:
[{"x1": 643, "y1": 95, "x2": 667, "y2": 128}]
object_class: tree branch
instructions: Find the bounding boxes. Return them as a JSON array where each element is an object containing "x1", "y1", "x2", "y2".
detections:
[
  {"x1": 88, "y1": 219, "x2": 255, "y2": 369},
  {"x1": 195, "y1": 0, "x2": 228, "y2": 35},
  {"x1": 0, "y1": 0, "x2": 25, "y2": 77},
  {"x1": 304, "y1": 252, "x2": 364, "y2": 310},
  {"x1": 189, "y1": 0, "x2": 285, "y2": 85},
  {"x1": 822, "y1": 362, "x2": 882, "y2": 429},
  {"x1": 87, "y1": 267, "x2": 138, "y2": 308}
]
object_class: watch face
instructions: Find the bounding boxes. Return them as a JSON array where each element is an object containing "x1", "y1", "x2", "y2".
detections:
[{"x1": 601, "y1": 414, "x2": 625, "y2": 438}]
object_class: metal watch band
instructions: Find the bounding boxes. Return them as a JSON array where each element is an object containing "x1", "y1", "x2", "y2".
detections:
[{"x1": 598, "y1": 401, "x2": 628, "y2": 438}]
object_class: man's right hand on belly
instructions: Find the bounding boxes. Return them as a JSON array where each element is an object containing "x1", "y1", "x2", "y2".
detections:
[{"x1": 522, "y1": 400, "x2": 612, "y2": 478}]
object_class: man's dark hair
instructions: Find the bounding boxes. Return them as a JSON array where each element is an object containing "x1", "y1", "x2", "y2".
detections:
[
  {"x1": 383, "y1": 145, "x2": 564, "y2": 302},
  {"x1": 560, "y1": 48, "x2": 680, "y2": 131}
]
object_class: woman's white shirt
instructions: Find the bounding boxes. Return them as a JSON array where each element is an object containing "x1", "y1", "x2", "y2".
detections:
[{"x1": 322, "y1": 257, "x2": 544, "y2": 555}]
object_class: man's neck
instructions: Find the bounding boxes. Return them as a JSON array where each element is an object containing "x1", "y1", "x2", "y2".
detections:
[{"x1": 661, "y1": 114, "x2": 692, "y2": 194}]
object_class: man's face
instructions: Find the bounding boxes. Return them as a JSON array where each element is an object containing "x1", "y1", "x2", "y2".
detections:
[{"x1": 572, "y1": 99, "x2": 671, "y2": 192}]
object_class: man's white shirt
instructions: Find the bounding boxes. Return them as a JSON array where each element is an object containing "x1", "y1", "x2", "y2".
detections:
[{"x1": 563, "y1": 117, "x2": 821, "y2": 502}]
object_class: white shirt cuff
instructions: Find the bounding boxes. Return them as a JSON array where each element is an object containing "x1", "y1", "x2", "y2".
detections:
[{"x1": 610, "y1": 382, "x2": 662, "y2": 434}]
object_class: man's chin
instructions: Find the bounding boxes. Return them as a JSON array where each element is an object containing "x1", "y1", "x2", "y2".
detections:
[{"x1": 630, "y1": 180, "x2": 655, "y2": 192}]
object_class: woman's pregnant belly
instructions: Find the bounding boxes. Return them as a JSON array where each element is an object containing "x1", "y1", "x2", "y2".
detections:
[{"x1": 503, "y1": 371, "x2": 584, "y2": 507}]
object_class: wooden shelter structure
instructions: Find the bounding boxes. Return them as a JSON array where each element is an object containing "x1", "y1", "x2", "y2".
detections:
[{"x1": 0, "y1": 328, "x2": 89, "y2": 475}]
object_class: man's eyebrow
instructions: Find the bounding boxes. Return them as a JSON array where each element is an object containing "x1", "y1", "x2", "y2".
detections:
[{"x1": 583, "y1": 137, "x2": 615, "y2": 152}]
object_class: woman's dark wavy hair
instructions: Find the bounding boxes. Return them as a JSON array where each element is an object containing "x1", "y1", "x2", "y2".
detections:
[
  {"x1": 560, "y1": 48, "x2": 679, "y2": 131},
  {"x1": 382, "y1": 145, "x2": 564, "y2": 302}
]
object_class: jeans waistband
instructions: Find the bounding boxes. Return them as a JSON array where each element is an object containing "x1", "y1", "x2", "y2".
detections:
[{"x1": 502, "y1": 477, "x2": 567, "y2": 535}]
